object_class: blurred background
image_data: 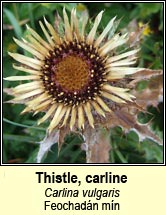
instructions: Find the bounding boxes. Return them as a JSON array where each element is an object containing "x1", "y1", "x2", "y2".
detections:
[{"x1": 3, "y1": 2, "x2": 163, "y2": 164}]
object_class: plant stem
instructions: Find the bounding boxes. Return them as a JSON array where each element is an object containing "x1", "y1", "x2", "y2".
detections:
[{"x1": 84, "y1": 126, "x2": 111, "y2": 163}]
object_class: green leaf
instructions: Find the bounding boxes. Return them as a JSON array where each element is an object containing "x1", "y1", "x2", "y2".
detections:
[
  {"x1": 25, "y1": 148, "x2": 39, "y2": 163},
  {"x1": 41, "y1": 144, "x2": 58, "y2": 163},
  {"x1": 4, "y1": 8, "x2": 22, "y2": 38},
  {"x1": 3, "y1": 134, "x2": 36, "y2": 143},
  {"x1": 138, "y1": 3, "x2": 162, "y2": 18},
  {"x1": 3, "y1": 118, "x2": 46, "y2": 131}
]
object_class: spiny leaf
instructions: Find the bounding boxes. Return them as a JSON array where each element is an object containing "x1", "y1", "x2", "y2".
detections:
[
  {"x1": 132, "y1": 73, "x2": 163, "y2": 108},
  {"x1": 129, "y1": 69, "x2": 163, "y2": 87}
]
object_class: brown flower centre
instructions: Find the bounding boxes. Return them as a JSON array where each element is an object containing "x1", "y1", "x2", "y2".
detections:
[
  {"x1": 41, "y1": 41, "x2": 107, "y2": 105},
  {"x1": 55, "y1": 55, "x2": 90, "y2": 92}
]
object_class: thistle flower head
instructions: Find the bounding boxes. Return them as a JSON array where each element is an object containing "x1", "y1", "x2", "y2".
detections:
[{"x1": 5, "y1": 8, "x2": 142, "y2": 134}]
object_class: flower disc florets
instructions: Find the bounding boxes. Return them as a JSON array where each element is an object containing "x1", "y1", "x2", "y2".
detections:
[{"x1": 42, "y1": 40, "x2": 107, "y2": 106}]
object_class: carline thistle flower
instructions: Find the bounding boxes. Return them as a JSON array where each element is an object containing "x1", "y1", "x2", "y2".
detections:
[{"x1": 5, "y1": 8, "x2": 142, "y2": 134}]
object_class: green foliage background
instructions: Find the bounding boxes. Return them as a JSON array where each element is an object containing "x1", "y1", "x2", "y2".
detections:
[{"x1": 3, "y1": 2, "x2": 163, "y2": 164}]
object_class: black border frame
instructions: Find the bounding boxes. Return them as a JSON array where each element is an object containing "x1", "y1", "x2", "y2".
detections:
[{"x1": 1, "y1": 0, "x2": 165, "y2": 166}]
